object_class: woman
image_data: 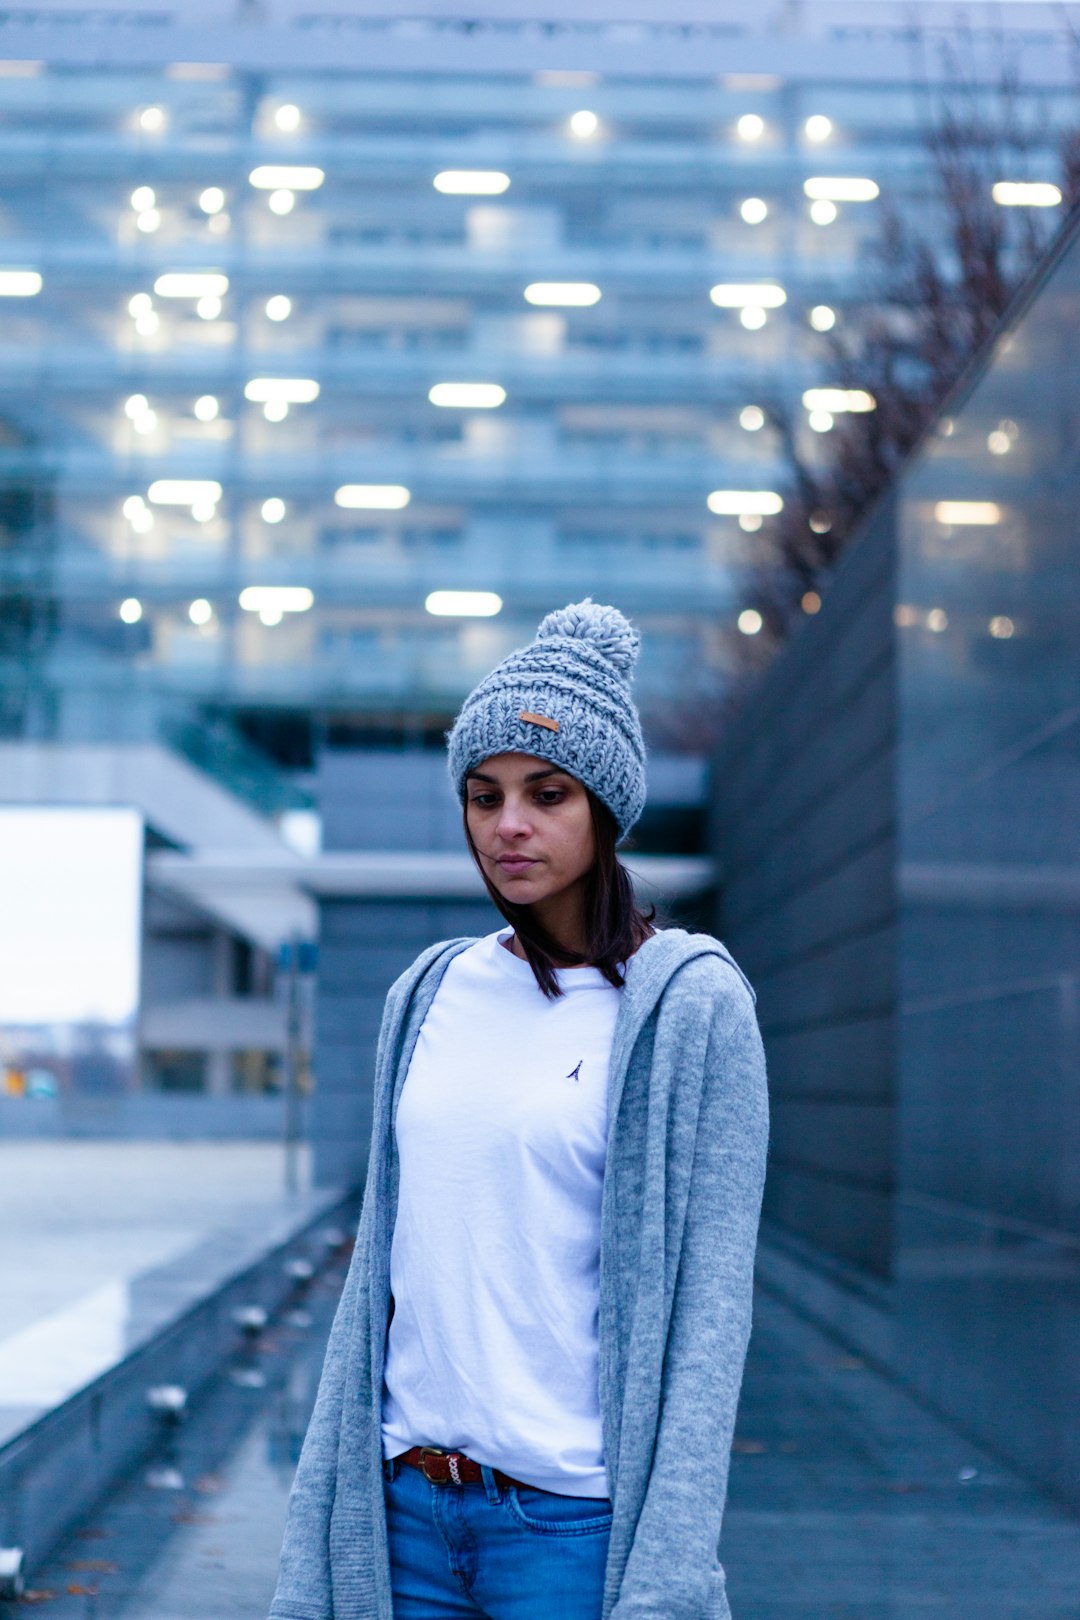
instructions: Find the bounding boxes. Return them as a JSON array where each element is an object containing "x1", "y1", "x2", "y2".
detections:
[{"x1": 269, "y1": 600, "x2": 769, "y2": 1620}]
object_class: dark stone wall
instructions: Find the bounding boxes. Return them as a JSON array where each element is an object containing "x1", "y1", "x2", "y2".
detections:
[
  {"x1": 709, "y1": 499, "x2": 898, "y2": 1279},
  {"x1": 710, "y1": 214, "x2": 1080, "y2": 1513}
]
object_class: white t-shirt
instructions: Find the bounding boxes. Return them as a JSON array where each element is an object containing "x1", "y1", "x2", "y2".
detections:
[{"x1": 380, "y1": 925, "x2": 622, "y2": 1497}]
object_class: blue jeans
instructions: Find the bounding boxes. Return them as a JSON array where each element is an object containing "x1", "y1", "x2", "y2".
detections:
[{"x1": 382, "y1": 1453, "x2": 613, "y2": 1618}]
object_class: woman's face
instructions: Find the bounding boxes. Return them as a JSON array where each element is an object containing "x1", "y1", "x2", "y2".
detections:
[{"x1": 465, "y1": 751, "x2": 596, "y2": 907}]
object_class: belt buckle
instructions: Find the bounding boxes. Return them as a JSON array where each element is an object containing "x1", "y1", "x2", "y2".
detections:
[{"x1": 419, "y1": 1445, "x2": 463, "y2": 1485}]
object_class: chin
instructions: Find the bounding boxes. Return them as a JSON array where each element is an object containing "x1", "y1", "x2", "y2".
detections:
[{"x1": 493, "y1": 870, "x2": 551, "y2": 902}]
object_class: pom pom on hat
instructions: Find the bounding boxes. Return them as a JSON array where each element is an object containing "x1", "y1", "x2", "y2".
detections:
[{"x1": 535, "y1": 597, "x2": 640, "y2": 679}]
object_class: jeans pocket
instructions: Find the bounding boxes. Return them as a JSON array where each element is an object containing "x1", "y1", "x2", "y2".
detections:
[{"x1": 503, "y1": 1484, "x2": 614, "y2": 1537}]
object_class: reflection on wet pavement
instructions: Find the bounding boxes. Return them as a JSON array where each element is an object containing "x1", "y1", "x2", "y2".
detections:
[
  {"x1": 4, "y1": 1257, "x2": 347, "y2": 1620},
  {"x1": 10, "y1": 1264, "x2": 1080, "y2": 1619},
  {"x1": 0, "y1": 1143, "x2": 325, "y2": 1445}
]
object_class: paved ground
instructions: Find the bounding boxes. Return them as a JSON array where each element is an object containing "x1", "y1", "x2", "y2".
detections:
[
  {"x1": 11, "y1": 1259, "x2": 1080, "y2": 1619},
  {"x1": 723, "y1": 1285, "x2": 1080, "y2": 1618}
]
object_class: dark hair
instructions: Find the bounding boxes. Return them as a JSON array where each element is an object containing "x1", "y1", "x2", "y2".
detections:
[{"x1": 462, "y1": 784, "x2": 657, "y2": 1000}]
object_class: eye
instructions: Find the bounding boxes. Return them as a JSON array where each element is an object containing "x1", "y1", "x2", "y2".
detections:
[
  {"x1": 469, "y1": 791, "x2": 498, "y2": 808},
  {"x1": 536, "y1": 789, "x2": 566, "y2": 805}
]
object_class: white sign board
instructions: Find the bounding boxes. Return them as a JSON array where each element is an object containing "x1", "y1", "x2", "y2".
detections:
[{"x1": 0, "y1": 806, "x2": 144, "y2": 1095}]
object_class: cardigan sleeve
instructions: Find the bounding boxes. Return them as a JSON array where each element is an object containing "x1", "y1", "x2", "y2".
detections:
[
  {"x1": 610, "y1": 984, "x2": 770, "y2": 1620},
  {"x1": 267, "y1": 1193, "x2": 369, "y2": 1620},
  {"x1": 267, "y1": 967, "x2": 408, "y2": 1620}
]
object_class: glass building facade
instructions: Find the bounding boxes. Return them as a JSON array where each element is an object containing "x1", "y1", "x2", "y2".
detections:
[{"x1": 0, "y1": 0, "x2": 1076, "y2": 772}]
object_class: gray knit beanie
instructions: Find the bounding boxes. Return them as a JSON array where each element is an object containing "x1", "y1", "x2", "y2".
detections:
[{"x1": 446, "y1": 598, "x2": 647, "y2": 842}]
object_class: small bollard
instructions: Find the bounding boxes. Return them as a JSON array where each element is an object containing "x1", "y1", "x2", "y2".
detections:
[
  {"x1": 0, "y1": 1547, "x2": 25, "y2": 1600},
  {"x1": 232, "y1": 1304, "x2": 269, "y2": 1337},
  {"x1": 284, "y1": 1256, "x2": 315, "y2": 1285},
  {"x1": 146, "y1": 1384, "x2": 189, "y2": 1423},
  {"x1": 321, "y1": 1226, "x2": 346, "y2": 1250}
]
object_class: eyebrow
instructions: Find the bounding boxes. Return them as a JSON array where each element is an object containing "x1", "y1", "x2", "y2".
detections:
[{"x1": 466, "y1": 766, "x2": 570, "y2": 785}]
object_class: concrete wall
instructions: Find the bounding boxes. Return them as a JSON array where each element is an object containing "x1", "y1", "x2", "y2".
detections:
[
  {"x1": 710, "y1": 213, "x2": 1080, "y2": 1515},
  {"x1": 709, "y1": 500, "x2": 898, "y2": 1279}
]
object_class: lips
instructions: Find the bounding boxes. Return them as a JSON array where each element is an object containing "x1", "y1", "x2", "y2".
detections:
[{"x1": 496, "y1": 856, "x2": 538, "y2": 873}]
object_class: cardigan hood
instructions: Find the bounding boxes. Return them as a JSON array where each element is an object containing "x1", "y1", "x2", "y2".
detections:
[{"x1": 269, "y1": 926, "x2": 769, "y2": 1620}]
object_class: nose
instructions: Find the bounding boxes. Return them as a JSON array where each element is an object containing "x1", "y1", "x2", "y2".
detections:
[{"x1": 495, "y1": 794, "x2": 532, "y2": 841}]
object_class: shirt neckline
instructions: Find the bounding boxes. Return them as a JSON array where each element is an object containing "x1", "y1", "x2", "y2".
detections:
[{"x1": 490, "y1": 928, "x2": 616, "y2": 989}]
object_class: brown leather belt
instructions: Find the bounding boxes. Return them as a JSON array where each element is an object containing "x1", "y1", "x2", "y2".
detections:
[{"x1": 394, "y1": 1445, "x2": 534, "y2": 1490}]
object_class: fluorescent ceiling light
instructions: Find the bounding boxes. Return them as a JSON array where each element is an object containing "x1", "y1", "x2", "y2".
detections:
[
  {"x1": 154, "y1": 271, "x2": 229, "y2": 298},
  {"x1": 249, "y1": 165, "x2": 324, "y2": 190},
  {"x1": 0, "y1": 270, "x2": 42, "y2": 296},
  {"x1": 148, "y1": 480, "x2": 222, "y2": 505},
  {"x1": 933, "y1": 501, "x2": 1002, "y2": 525},
  {"x1": 244, "y1": 377, "x2": 320, "y2": 403},
  {"x1": 809, "y1": 200, "x2": 837, "y2": 225},
  {"x1": 707, "y1": 490, "x2": 784, "y2": 516},
  {"x1": 335, "y1": 484, "x2": 412, "y2": 510},
  {"x1": 569, "y1": 109, "x2": 600, "y2": 138},
  {"x1": 992, "y1": 181, "x2": 1062, "y2": 207},
  {"x1": 533, "y1": 70, "x2": 599, "y2": 87},
  {"x1": 425, "y1": 590, "x2": 503, "y2": 617},
  {"x1": 804, "y1": 177, "x2": 879, "y2": 201},
  {"x1": 709, "y1": 283, "x2": 786, "y2": 308},
  {"x1": 433, "y1": 170, "x2": 510, "y2": 195},
  {"x1": 802, "y1": 388, "x2": 876, "y2": 412},
  {"x1": 524, "y1": 282, "x2": 601, "y2": 306},
  {"x1": 238, "y1": 586, "x2": 314, "y2": 613},
  {"x1": 428, "y1": 383, "x2": 506, "y2": 408}
]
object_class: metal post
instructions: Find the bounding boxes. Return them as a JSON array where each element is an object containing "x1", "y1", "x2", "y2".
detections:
[{"x1": 283, "y1": 933, "x2": 303, "y2": 1197}]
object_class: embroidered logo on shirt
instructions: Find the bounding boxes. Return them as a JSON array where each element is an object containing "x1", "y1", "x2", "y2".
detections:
[{"x1": 565, "y1": 1059, "x2": 583, "y2": 1083}]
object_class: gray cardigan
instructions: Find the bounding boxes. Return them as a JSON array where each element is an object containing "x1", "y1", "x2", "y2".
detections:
[{"x1": 269, "y1": 926, "x2": 769, "y2": 1620}]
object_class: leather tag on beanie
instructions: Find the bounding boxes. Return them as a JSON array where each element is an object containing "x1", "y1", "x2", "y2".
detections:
[{"x1": 520, "y1": 710, "x2": 560, "y2": 732}]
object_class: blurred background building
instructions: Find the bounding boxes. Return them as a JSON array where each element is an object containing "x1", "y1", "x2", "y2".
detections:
[{"x1": 1, "y1": 0, "x2": 1077, "y2": 777}]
